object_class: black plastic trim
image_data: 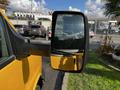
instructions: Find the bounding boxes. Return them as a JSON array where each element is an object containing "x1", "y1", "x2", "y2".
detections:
[{"x1": 0, "y1": 55, "x2": 15, "y2": 69}]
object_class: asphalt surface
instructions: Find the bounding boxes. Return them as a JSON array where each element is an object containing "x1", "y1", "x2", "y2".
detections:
[
  {"x1": 42, "y1": 57, "x2": 64, "y2": 90},
  {"x1": 90, "y1": 34, "x2": 120, "y2": 50}
]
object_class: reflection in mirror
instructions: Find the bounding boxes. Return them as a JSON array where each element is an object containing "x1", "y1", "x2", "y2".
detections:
[{"x1": 52, "y1": 14, "x2": 85, "y2": 54}]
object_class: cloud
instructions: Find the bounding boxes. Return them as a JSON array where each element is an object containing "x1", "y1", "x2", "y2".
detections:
[
  {"x1": 95, "y1": 0, "x2": 101, "y2": 5},
  {"x1": 69, "y1": 6, "x2": 80, "y2": 12},
  {"x1": 84, "y1": 0, "x2": 106, "y2": 19},
  {"x1": 8, "y1": 0, "x2": 48, "y2": 13},
  {"x1": 86, "y1": 0, "x2": 97, "y2": 10},
  {"x1": 41, "y1": 0, "x2": 46, "y2": 5}
]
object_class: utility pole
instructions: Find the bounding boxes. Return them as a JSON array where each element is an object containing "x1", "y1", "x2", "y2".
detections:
[
  {"x1": 31, "y1": 0, "x2": 33, "y2": 13},
  {"x1": 28, "y1": 0, "x2": 33, "y2": 26},
  {"x1": 29, "y1": 0, "x2": 33, "y2": 20}
]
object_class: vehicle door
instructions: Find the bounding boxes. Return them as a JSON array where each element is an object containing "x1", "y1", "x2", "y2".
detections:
[{"x1": 0, "y1": 11, "x2": 42, "y2": 90}]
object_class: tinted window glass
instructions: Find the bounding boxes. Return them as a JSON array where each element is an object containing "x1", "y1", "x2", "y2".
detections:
[
  {"x1": 0, "y1": 16, "x2": 9, "y2": 60},
  {"x1": 31, "y1": 25, "x2": 40, "y2": 28}
]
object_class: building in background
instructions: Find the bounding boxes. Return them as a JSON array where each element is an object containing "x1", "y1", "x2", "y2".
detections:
[
  {"x1": 88, "y1": 17, "x2": 118, "y2": 34},
  {"x1": 8, "y1": 11, "x2": 52, "y2": 29}
]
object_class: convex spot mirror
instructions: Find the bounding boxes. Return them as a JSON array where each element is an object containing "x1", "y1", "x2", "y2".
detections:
[{"x1": 50, "y1": 11, "x2": 89, "y2": 73}]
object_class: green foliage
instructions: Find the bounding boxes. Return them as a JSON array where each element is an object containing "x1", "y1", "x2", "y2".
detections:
[
  {"x1": 68, "y1": 52, "x2": 120, "y2": 90},
  {"x1": 96, "y1": 45, "x2": 113, "y2": 55},
  {"x1": 103, "y1": 0, "x2": 120, "y2": 18},
  {"x1": 0, "y1": 0, "x2": 8, "y2": 5},
  {"x1": 96, "y1": 35, "x2": 113, "y2": 55}
]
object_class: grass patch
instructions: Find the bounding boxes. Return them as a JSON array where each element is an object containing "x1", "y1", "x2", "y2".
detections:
[{"x1": 67, "y1": 52, "x2": 120, "y2": 90}]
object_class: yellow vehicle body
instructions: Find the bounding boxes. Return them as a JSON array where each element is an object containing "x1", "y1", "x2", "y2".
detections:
[
  {"x1": 51, "y1": 53, "x2": 83, "y2": 71},
  {"x1": 0, "y1": 55, "x2": 42, "y2": 90},
  {"x1": 0, "y1": 10, "x2": 43, "y2": 90}
]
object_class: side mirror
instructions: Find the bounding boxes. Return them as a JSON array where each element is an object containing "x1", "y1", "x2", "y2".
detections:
[
  {"x1": 8, "y1": 28, "x2": 30, "y2": 59},
  {"x1": 50, "y1": 11, "x2": 89, "y2": 73}
]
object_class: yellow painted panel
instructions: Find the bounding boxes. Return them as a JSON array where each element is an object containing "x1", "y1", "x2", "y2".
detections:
[
  {"x1": 0, "y1": 10, "x2": 43, "y2": 90},
  {"x1": 0, "y1": 55, "x2": 42, "y2": 90},
  {"x1": 51, "y1": 53, "x2": 83, "y2": 71}
]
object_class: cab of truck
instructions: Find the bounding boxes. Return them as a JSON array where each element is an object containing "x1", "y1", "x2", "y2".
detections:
[{"x1": 0, "y1": 9, "x2": 49, "y2": 90}]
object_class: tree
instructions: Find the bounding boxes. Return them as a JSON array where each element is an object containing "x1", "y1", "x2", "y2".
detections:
[
  {"x1": 0, "y1": 0, "x2": 8, "y2": 5},
  {"x1": 0, "y1": 0, "x2": 9, "y2": 9},
  {"x1": 104, "y1": 0, "x2": 120, "y2": 18}
]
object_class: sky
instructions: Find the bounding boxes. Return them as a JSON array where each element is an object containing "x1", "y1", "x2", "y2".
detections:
[
  {"x1": 8, "y1": 0, "x2": 106, "y2": 18},
  {"x1": 44, "y1": 0, "x2": 85, "y2": 11}
]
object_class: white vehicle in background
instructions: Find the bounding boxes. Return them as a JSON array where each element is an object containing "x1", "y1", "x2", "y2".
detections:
[
  {"x1": 48, "y1": 29, "x2": 51, "y2": 38},
  {"x1": 46, "y1": 27, "x2": 52, "y2": 40},
  {"x1": 112, "y1": 45, "x2": 120, "y2": 61},
  {"x1": 14, "y1": 25, "x2": 24, "y2": 34},
  {"x1": 89, "y1": 30, "x2": 95, "y2": 38},
  {"x1": 110, "y1": 26, "x2": 120, "y2": 34}
]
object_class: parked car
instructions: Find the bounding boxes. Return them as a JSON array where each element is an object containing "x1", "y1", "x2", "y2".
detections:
[
  {"x1": 14, "y1": 25, "x2": 24, "y2": 34},
  {"x1": 23, "y1": 25, "x2": 30, "y2": 36},
  {"x1": 110, "y1": 27, "x2": 120, "y2": 34},
  {"x1": 29, "y1": 25, "x2": 46, "y2": 37},
  {"x1": 14, "y1": 25, "x2": 30, "y2": 36},
  {"x1": 89, "y1": 30, "x2": 95, "y2": 38},
  {"x1": 112, "y1": 45, "x2": 120, "y2": 61}
]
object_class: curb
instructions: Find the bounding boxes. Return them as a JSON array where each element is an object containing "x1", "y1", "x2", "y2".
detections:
[
  {"x1": 98, "y1": 59, "x2": 120, "y2": 72},
  {"x1": 62, "y1": 73, "x2": 69, "y2": 90}
]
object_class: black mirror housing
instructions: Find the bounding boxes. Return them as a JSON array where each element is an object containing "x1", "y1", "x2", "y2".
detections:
[
  {"x1": 7, "y1": 26, "x2": 30, "y2": 59},
  {"x1": 50, "y1": 11, "x2": 89, "y2": 73}
]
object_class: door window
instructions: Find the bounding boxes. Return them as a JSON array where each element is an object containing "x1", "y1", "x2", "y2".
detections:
[{"x1": 0, "y1": 16, "x2": 9, "y2": 60}]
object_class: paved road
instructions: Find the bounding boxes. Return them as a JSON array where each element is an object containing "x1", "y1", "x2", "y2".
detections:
[
  {"x1": 42, "y1": 57, "x2": 64, "y2": 90},
  {"x1": 30, "y1": 37, "x2": 50, "y2": 44},
  {"x1": 90, "y1": 34, "x2": 120, "y2": 50},
  {"x1": 90, "y1": 34, "x2": 120, "y2": 44}
]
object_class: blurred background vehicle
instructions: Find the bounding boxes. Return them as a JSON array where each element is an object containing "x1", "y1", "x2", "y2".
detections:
[
  {"x1": 89, "y1": 30, "x2": 95, "y2": 38},
  {"x1": 23, "y1": 25, "x2": 30, "y2": 36},
  {"x1": 112, "y1": 45, "x2": 120, "y2": 61},
  {"x1": 46, "y1": 27, "x2": 51, "y2": 40},
  {"x1": 48, "y1": 29, "x2": 51, "y2": 39},
  {"x1": 14, "y1": 24, "x2": 24, "y2": 34},
  {"x1": 14, "y1": 25, "x2": 30, "y2": 36},
  {"x1": 29, "y1": 24, "x2": 46, "y2": 37}
]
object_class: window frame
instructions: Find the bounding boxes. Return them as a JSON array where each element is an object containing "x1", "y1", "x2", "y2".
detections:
[{"x1": 0, "y1": 13, "x2": 15, "y2": 69}]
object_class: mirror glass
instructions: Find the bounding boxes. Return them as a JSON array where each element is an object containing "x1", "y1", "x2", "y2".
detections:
[{"x1": 52, "y1": 14, "x2": 85, "y2": 54}]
